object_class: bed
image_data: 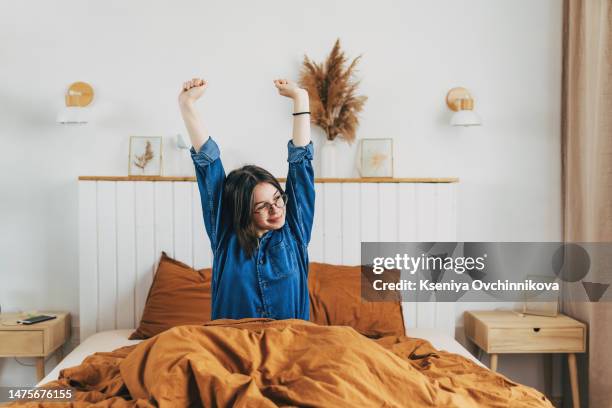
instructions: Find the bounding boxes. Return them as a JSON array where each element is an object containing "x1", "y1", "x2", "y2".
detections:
[
  {"x1": 36, "y1": 327, "x2": 485, "y2": 387},
  {"x1": 23, "y1": 318, "x2": 553, "y2": 407},
  {"x1": 16, "y1": 180, "x2": 548, "y2": 406}
]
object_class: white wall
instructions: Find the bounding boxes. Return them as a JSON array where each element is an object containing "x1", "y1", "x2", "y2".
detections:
[{"x1": 0, "y1": 0, "x2": 562, "y2": 395}]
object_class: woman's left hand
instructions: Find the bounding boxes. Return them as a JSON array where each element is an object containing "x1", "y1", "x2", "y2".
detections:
[{"x1": 273, "y1": 79, "x2": 307, "y2": 100}]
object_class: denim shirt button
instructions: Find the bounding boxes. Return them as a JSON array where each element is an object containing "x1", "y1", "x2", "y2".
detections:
[{"x1": 259, "y1": 258, "x2": 264, "y2": 265}]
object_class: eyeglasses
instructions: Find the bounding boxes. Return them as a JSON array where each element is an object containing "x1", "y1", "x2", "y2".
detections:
[{"x1": 253, "y1": 193, "x2": 288, "y2": 215}]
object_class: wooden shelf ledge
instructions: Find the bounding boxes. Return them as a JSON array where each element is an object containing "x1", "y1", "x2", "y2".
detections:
[{"x1": 78, "y1": 176, "x2": 459, "y2": 183}]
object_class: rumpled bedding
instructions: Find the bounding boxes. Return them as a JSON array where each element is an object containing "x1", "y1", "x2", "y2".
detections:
[{"x1": 3, "y1": 319, "x2": 552, "y2": 407}]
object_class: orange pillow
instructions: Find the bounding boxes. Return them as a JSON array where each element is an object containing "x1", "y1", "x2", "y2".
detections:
[
  {"x1": 129, "y1": 252, "x2": 212, "y2": 339},
  {"x1": 308, "y1": 262, "x2": 406, "y2": 338}
]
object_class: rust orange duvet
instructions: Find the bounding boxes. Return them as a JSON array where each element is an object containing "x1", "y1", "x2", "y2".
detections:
[{"x1": 4, "y1": 319, "x2": 552, "y2": 407}]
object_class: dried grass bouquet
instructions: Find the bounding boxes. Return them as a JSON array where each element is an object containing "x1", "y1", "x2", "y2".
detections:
[{"x1": 299, "y1": 39, "x2": 367, "y2": 143}]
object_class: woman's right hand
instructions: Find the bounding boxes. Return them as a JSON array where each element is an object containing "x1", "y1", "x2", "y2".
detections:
[{"x1": 178, "y1": 78, "x2": 207, "y2": 106}]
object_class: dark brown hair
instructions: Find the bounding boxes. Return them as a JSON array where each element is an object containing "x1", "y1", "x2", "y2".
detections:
[{"x1": 222, "y1": 165, "x2": 284, "y2": 258}]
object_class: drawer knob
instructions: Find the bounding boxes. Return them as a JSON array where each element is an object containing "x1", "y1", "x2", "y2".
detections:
[{"x1": 533, "y1": 327, "x2": 541, "y2": 333}]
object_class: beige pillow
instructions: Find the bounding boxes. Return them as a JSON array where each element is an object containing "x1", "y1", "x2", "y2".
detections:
[
  {"x1": 129, "y1": 252, "x2": 212, "y2": 339},
  {"x1": 308, "y1": 262, "x2": 406, "y2": 338}
]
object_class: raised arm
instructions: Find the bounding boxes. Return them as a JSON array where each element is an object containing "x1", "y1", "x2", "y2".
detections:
[
  {"x1": 179, "y1": 78, "x2": 226, "y2": 253},
  {"x1": 273, "y1": 79, "x2": 311, "y2": 146},
  {"x1": 274, "y1": 79, "x2": 315, "y2": 246},
  {"x1": 179, "y1": 78, "x2": 209, "y2": 153}
]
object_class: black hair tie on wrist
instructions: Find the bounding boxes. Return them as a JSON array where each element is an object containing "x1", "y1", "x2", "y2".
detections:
[{"x1": 292, "y1": 111, "x2": 311, "y2": 116}]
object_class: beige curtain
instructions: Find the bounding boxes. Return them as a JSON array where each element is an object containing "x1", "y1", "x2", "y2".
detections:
[{"x1": 561, "y1": 0, "x2": 612, "y2": 407}]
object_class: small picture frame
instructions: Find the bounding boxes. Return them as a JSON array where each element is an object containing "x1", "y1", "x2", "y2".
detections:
[
  {"x1": 128, "y1": 136, "x2": 163, "y2": 176},
  {"x1": 522, "y1": 275, "x2": 559, "y2": 317},
  {"x1": 360, "y1": 138, "x2": 394, "y2": 178},
  {"x1": 522, "y1": 302, "x2": 559, "y2": 317}
]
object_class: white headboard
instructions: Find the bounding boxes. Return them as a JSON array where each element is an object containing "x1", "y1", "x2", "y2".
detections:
[{"x1": 78, "y1": 177, "x2": 458, "y2": 342}]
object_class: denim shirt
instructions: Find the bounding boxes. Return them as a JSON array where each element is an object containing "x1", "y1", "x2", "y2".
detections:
[{"x1": 190, "y1": 137, "x2": 315, "y2": 321}]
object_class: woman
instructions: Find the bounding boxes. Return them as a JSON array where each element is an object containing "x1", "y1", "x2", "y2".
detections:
[{"x1": 178, "y1": 77, "x2": 315, "y2": 321}]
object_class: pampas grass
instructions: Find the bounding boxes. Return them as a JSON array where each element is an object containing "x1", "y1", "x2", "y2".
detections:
[{"x1": 299, "y1": 39, "x2": 367, "y2": 143}]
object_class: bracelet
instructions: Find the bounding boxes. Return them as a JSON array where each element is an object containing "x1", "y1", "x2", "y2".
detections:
[{"x1": 292, "y1": 111, "x2": 311, "y2": 116}]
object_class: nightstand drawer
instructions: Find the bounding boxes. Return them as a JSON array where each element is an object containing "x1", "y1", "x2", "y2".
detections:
[
  {"x1": 0, "y1": 331, "x2": 44, "y2": 355},
  {"x1": 488, "y1": 327, "x2": 584, "y2": 353}
]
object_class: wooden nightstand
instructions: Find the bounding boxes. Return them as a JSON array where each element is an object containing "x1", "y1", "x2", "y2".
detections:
[
  {"x1": 464, "y1": 310, "x2": 586, "y2": 408},
  {"x1": 0, "y1": 312, "x2": 71, "y2": 381}
]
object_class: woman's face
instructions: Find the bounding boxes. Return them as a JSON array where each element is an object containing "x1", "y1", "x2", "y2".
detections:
[{"x1": 251, "y1": 182, "x2": 286, "y2": 235}]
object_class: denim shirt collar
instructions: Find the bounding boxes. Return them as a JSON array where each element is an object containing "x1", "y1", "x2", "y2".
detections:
[{"x1": 258, "y1": 227, "x2": 284, "y2": 248}]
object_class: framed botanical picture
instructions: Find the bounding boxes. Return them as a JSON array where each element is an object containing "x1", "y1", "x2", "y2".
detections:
[
  {"x1": 360, "y1": 138, "x2": 393, "y2": 177},
  {"x1": 128, "y1": 136, "x2": 163, "y2": 176}
]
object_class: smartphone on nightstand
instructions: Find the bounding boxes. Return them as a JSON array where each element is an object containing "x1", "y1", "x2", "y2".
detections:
[{"x1": 17, "y1": 315, "x2": 57, "y2": 325}]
